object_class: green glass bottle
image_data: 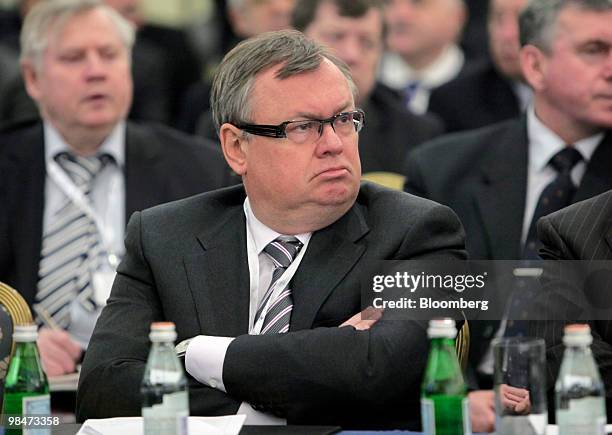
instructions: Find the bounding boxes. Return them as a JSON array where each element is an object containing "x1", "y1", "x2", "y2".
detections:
[
  {"x1": 421, "y1": 318, "x2": 470, "y2": 435},
  {"x1": 2, "y1": 324, "x2": 50, "y2": 435}
]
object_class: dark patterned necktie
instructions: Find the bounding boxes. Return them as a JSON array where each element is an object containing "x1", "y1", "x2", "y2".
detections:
[
  {"x1": 256, "y1": 237, "x2": 303, "y2": 334},
  {"x1": 522, "y1": 147, "x2": 583, "y2": 259},
  {"x1": 35, "y1": 152, "x2": 113, "y2": 327}
]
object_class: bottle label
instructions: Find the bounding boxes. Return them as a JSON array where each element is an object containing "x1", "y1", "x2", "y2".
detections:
[
  {"x1": 421, "y1": 398, "x2": 436, "y2": 435},
  {"x1": 557, "y1": 396, "x2": 606, "y2": 435},
  {"x1": 149, "y1": 369, "x2": 183, "y2": 384},
  {"x1": 142, "y1": 391, "x2": 188, "y2": 435},
  {"x1": 22, "y1": 394, "x2": 51, "y2": 435},
  {"x1": 421, "y1": 396, "x2": 471, "y2": 435},
  {"x1": 462, "y1": 397, "x2": 472, "y2": 435}
]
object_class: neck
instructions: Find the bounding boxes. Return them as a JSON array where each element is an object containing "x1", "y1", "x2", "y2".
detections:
[
  {"x1": 533, "y1": 99, "x2": 602, "y2": 144},
  {"x1": 250, "y1": 201, "x2": 353, "y2": 235},
  {"x1": 54, "y1": 124, "x2": 113, "y2": 157},
  {"x1": 402, "y1": 45, "x2": 447, "y2": 72}
]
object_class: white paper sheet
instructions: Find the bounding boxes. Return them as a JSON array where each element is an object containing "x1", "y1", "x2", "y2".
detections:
[{"x1": 77, "y1": 414, "x2": 246, "y2": 435}]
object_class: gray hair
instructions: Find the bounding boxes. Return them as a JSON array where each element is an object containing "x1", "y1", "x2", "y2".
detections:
[
  {"x1": 519, "y1": 0, "x2": 612, "y2": 51},
  {"x1": 20, "y1": 0, "x2": 135, "y2": 70},
  {"x1": 211, "y1": 29, "x2": 357, "y2": 132}
]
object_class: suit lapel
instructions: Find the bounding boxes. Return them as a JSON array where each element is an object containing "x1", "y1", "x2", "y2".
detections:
[
  {"x1": 183, "y1": 194, "x2": 250, "y2": 336},
  {"x1": 574, "y1": 132, "x2": 612, "y2": 203},
  {"x1": 290, "y1": 204, "x2": 370, "y2": 330},
  {"x1": 124, "y1": 123, "x2": 168, "y2": 220},
  {"x1": 606, "y1": 226, "x2": 612, "y2": 257},
  {"x1": 473, "y1": 119, "x2": 528, "y2": 259},
  {"x1": 9, "y1": 124, "x2": 45, "y2": 304}
]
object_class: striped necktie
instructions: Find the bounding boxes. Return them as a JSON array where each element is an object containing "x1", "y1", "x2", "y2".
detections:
[
  {"x1": 257, "y1": 237, "x2": 303, "y2": 334},
  {"x1": 35, "y1": 152, "x2": 112, "y2": 327}
]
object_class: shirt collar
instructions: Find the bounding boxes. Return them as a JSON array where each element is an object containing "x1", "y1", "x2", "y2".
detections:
[
  {"x1": 527, "y1": 105, "x2": 602, "y2": 173},
  {"x1": 380, "y1": 44, "x2": 464, "y2": 90},
  {"x1": 43, "y1": 120, "x2": 126, "y2": 167},
  {"x1": 244, "y1": 197, "x2": 311, "y2": 255}
]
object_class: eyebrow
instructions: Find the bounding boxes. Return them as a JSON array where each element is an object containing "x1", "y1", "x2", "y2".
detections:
[{"x1": 290, "y1": 102, "x2": 354, "y2": 120}]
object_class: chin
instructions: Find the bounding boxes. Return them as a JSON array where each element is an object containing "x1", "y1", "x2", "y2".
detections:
[
  {"x1": 81, "y1": 116, "x2": 119, "y2": 129},
  {"x1": 318, "y1": 184, "x2": 358, "y2": 206}
]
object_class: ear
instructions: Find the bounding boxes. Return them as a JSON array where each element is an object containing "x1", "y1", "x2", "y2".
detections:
[
  {"x1": 219, "y1": 123, "x2": 248, "y2": 176},
  {"x1": 21, "y1": 59, "x2": 43, "y2": 103},
  {"x1": 520, "y1": 45, "x2": 547, "y2": 91}
]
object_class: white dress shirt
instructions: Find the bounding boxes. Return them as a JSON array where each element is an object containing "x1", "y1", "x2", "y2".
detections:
[
  {"x1": 42, "y1": 121, "x2": 126, "y2": 348},
  {"x1": 185, "y1": 197, "x2": 311, "y2": 424},
  {"x1": 521, "y1": 106, "x2": 602, "y2": 243},
  {"x1": 378, "y1": 44, "x2": 465, "y2": 114}
]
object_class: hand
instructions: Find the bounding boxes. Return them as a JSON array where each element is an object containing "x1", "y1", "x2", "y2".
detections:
[
  {"x1": 468, "y1": 390, "x2": 495, "y2": 433},
  {"x1": 340, "y1": 306, "x2": 383, "y2": 330},
  {"x1": 37, "y1": 328, "x2": 82, "y2": 376},
  {"x1": 499, "y1": 384, "x2": 531, "y2": 415}
]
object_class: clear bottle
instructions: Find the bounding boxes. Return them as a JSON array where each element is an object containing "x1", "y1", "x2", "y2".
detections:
[
  {"x1": 421, "y1": 318, "x2": 471, "y2": 435},
  {"x1": 2, "y1": 324, "x2": 51, "y2": 435},
  {"x1": 141, "y1": 322, "x2": 189, "y2": 435},
  {"x1": 555, "y1": 324, "x2": 606, "y2": 435}
]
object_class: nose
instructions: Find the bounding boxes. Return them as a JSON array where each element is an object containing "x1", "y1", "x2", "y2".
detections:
[
  {"x1": 338, "y1": 37, "x2": 362, "y2": 68},
  {"x1": 604, "y1": 52, "x2": 612, "y2": 80},
  {"x1": 84, "y1": 52, "x2": 107, "y2": 80},
  {"x1": 500, "y1": 17, "x2": 519, "y2": 44},
  {"x1": 315, "y1": 122, "x2": 344, "y2": 156}
]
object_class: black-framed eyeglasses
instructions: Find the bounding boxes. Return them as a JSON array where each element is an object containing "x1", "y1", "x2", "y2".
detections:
[{"x1": 234, "y1": 109, "x2": 365, "y2": 145}]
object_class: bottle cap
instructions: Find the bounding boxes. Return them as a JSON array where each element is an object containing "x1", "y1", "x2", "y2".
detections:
[
  {"x1": 563, "y1": 323, "x2": 592, "y2": 346},
  {"x1": 13, "y1": 324, "x2": 38, "y2": 342},
  {"x1": 427, "y1": 318, "x2": 457, "y2": 339},
  {"x1": 149, "y1": 322, "x2": 177, "y2": 342}
]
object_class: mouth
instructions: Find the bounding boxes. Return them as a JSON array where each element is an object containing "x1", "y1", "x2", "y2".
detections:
[
  {"x1": 316, "y1": 166, "x2": 350, "y2": 179},
  {"x1": 83, "y1": 93, "x2": 109, "y2": 103}
]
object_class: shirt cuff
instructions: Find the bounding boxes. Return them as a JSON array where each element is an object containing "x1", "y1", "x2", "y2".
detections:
[
  {"x1": 185, "y1": 335, "x2": 234, "y2": 393},
  {"x1": 237, "y1": 402, "x2": 286, "y2": 425}
]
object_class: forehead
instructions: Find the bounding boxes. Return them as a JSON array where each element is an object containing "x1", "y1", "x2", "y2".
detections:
[
  {"x1": 313, "y1": 2, "x2": 383, "y2": 36},
  {"x1": 553, "y1": 6, "x2": 612, "y2": 46},
  {"x1": 249, "y1": 59, "x2": 354, "y2": 122},
  {"x1": 46, "y1": 8, "x2": 123, "y2": 52},
  {"x1": 387, "y1": 0, "x2": 457, "y2": 11},
  {"x1": 246, "y1": 0, "x2": 293, "y2": 10},
  {"x1": 489, "y1": 0, "x2": 527, "y2": 16}
]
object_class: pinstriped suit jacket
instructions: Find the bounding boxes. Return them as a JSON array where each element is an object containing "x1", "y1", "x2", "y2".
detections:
[{"x1": 536, "y1": 189, "x2": 612, "y2": 419}]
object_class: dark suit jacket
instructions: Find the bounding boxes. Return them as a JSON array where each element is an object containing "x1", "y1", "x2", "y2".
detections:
[
  {"x1": 403, "y1": 118, "x2": 612, "y2": 381},
  {"x1": 536, "y1": 190, "x2": 612, "y2": 419},
  {"x1": 359, "y1": 83, "x2": 443, "y2": 175},
  {"x1": 76, "y1": 182, "x2": 466, "y2": 429},
  {"x1": 0, "y1": 120, "x2": 233, "y2": 306},
  {"x1": 428, "y1": 61, "x2": 521, "y2": 133}
]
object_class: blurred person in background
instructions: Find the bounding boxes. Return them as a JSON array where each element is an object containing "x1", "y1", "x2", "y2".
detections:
[
  {"x1": 292, "y1": 0, "x2": 443, "y2": 180},
  {"x1": 404, "y1": 0, "x2": 612, "y2": 427},
  {"x1": 379, "y1": 0, "x2": 471, "y2": 114},
  {"x1": 179, "y1": 0, "x2": 297, "y2": 136},
  {"x1": 0, "y1": 0, "x2": 201, "y2": 126},
  {"x1": 0, "y1": 0, "x2": 232, "y2": 377},
  {"x1": 428, "y1": 0, "x2": 532, "y2": 132}
]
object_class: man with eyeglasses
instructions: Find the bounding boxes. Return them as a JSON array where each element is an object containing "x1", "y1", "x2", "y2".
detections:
[{"x1": 78, "y1": 29, "x2": 466, "y2": 429}]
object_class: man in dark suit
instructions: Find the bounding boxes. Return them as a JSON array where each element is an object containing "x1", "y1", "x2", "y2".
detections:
[
  {"x1": 428, "y1": 0, "x2": 531, "y2": 133},
  {"x1": 292, "y1": 0, "x2": 443, "y2": 179},
  {"x1": 536, "y1": 190, "x2": 612, "y2": 418},
  {"x1": 0, "y1": 0, "x2": 230, "y2": 378},
  {"x1": 77, "y1": 29, "x2": 466, "y2": 428},
  {"x1": 404, "y1": 0, "x2": 612, "y2": 429}
]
